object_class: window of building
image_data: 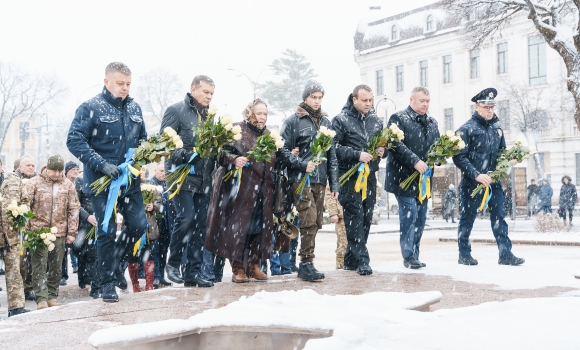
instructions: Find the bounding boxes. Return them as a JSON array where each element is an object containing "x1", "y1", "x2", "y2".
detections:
[
  {"x1": 444, "y1": 108, "x2": 454, "y2": 131},
  {"x1": 530, "y1": 109, "x2": 549, "y2": 128},
  {"x1": 498, "y1": 100, "x2": 510, "y2": 130},
  {"x1": 419, "y1": 60, "x2": 428, "y2": 87},
  {"x1": 576, "y1": 154, "x2": 580, "y2": 185},
  {"x1": 391, "y1": 25, "x2": 398, "y2": 40},
  {"x1": 528, "y1": 36, "x2": 547, "y2": 85},
  {"x1": 443, "y1": 55, "x2": 452, "y2": 84},
  {"x1": 396, "y1": 65, "x2": 404, "y2": 92},
  {"x1": 376, "y1": 70, "x2": 384, "y2": 96},
  {"x1": 497, "y1": 43, "x2": 508, "y2": 74},
  {"x1": 470, "y1": 49, "x2": 480, "y2": 79},
  {"x1": 426, "y1": 15, "x2": 434, "y2": 32}
]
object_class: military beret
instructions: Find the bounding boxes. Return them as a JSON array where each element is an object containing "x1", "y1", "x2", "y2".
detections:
[
  {"x1": 471, "y1": 87, "x2": 498, "y2": 104},
  {"x1": 47, "y1": 155, "x2": 65, "y2": 171}
]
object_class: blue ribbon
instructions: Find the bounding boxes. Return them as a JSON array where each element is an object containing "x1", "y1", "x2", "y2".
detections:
[
  {"x1": 484, "y1": 186, "x2": 493, "y2": 209},
  {"x1": 420, "y1": 167, "x2": 433, "y2": 199},
  {"x1": 169, "y1": 152, "x2": 197, "y2": 175},
  {"x1": 138, "y1": 232, "x2": 146, "y2": 251},
  {"x1": 357, "y1": 162, "x2": 366, "y2": 182},
  {"x1": 298, "y1": 175, "x2": 310, "y2": 201},
  {"x1": 101, "y1": 149, "x2": 138, "y2": 233}
]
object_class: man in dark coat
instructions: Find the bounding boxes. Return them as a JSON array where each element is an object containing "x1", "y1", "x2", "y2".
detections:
[
  {"x1": 279, "y1": 81, "x2": 339, "y2": 281},
  {"x1": 159, "y1": 75, "x2": 216, "y2": 287},
  {"x1": 453, "y1": 88, "x2": 524, "y2": 266},
  {"x1": 526, "y1": 179, "x2": 539, "y2": 218},
  {"x1": 559, "y1": 175, "x2": 577, "y2": 225},
  {"x1": 385, "y1": 86, "x2": 439, "y2": 269},
  {"x1": 537, "y1": 179, "x2": 553, "y2": 213},
  {"x1": 333, "y1": 84, "x2": 385, "y2": 275},
  {"x1": 149, "y1": 162, "x2": 175, "y2": 288},
  {"x1": 67, "y1": 62, "x2": 148, "y2": 302}
]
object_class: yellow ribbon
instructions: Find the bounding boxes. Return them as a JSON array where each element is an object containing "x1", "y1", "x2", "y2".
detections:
[
  {"x1": 354, "y1": 163, "x2": 370, "y2": 201},
  {"x1": 417, "y1": 167, "x2": 433, "y2": 204},
  {"x1": 133, "y1": 237, "x2": 141, "y2": 256},
  {"x1": 478, "y1": 185, "x2": 492, "y2": 211},
  {"x1": 231, "y1": 167, "x2": 243, "y2": 197}
]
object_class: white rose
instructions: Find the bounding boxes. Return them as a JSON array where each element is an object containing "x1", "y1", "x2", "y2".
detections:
[
  {"x1": 397, "y1": 131, "x2": 405, "y2": 140},
  {"x1": 232, "y1": 125, "x2": 242, "y2": 135},
  {"x1": 457, "y1": 140, "x2": 466, "y2": 149},
  {"x1": 389, "y1": 124, "x2": 399, "y2": 131},
  {"x1": 449, "y1": 136, "x2": 459, "y2": 142},
  {"x1": 275, "y1": 140, "x2": 284, "y2": 149},
  {"x1": 11, "y1": 209, "x2": 20, "y2": 217},
  {"x1": 19, "y1": 204, "x2": 28, "y2": 213},
  {"x1": 329, "y1": 130, "x2": 336, "y2": 138},
  {"x1": 43, "y1": 239, "x2": 51, "y2": 246},
  {"x1": 51, "y1": 234, "x2": 57, "y2": 241},
  {"x1": 269, "y1": 130, "x2": 280, "y2": 139},
  {"x1": 7, "y1": 203, "x2": 16, "y2": 212},
  {"x1": 224, "y1": 123, "x2": 233, "y2": 131},
  {"x1": 445, "y1": 130, "x2": 455, "y2": 138},
  {"x1": 163, "y1": 127, "x2": 177, "y2": 137},
  {"x1": 208, "y1": 105, "x2": 218, "y2": 115},
  {"x1": 233, "y1": 133, "x2": 242, "y2": 141},
  {"x1": 172, "y1": 135, "x2": 181, "y2": 144},
  {"x1": 220, "y1": 114, "x2": 233, "y2": 125},
  {"x1": 40, "y1": 233, "x2": 47, "y2": 240},
  {"x1": 175, "y1": 140, "x2": 184, "y2": 149},
  {"x1": 320, "y1": 126, "x2": 328, "y2": 133},
  {"x1": 51, "y1": 227, "x2": 58, "y2": 234},
  {"x1": 48, "y1": 243, "x2": 55, "y2": 252},
  {"x1": 156, "y1": 186, "x2": 163, "y2": 194}
]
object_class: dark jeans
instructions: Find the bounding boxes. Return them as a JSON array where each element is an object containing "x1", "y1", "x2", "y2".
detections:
[
  {"x1": 167, "y1": 190, "x2": 210, "y2": 280},
  {"x1": 559, "y1": 206, "x2": 574, "y2": 222},
  {"x1": 289, "y1": 237, "x2": 298, "y2": 267},
  {"x1": 339, "y1": 174, "x2": 376, "y2": 267},
  {"x1": 200, "y1": 248, "x2": 225, "y2": 281},
  {"x1": 395, "y1": 195, "x2": 429, "y2": 259},
  {"x1": 152, "y1": 227, "x2": 171, "y2": 280},
  {"x1": 91, "y1": 190, "x2": 148, "y2": 288},
  {"x1": 458, "y1": 183, "x2": 513, "y2": 258},
  {"x1": 61, "y1": 244, "x2": 78, "y2": 280}
]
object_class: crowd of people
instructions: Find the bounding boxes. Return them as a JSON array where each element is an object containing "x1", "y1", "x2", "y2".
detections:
[{"x1": 1, "y1": 61, "x2": 575, "y2": 318}]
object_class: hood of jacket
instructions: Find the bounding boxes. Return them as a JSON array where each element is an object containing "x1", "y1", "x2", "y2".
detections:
[
  {"x1": 341, "y1": 94, "x2": 372, "y2": 121},
  {"x1": 562, "y1": 175, "x2": 573, "y2": 185}
]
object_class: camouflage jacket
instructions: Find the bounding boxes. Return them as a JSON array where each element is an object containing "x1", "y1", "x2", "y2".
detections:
[
  {"x1": 26, "y1": 167, "x2": 80, "y2": 237},
  {"x1": 0, "y1": 172, "x2": 31, "y2": 248},
  {"x1": 324, "y1": 185, "x2": 343, "y2": 218}
]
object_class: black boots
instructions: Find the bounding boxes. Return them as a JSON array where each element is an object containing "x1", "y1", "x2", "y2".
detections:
[
  {"x1": 498, "y1": 255, "x2": 525, "y2": 266},
  {"x1": 8, "y1": 307, "x2": 29, "y2": 317},
  {"x1": 298, "y1": 262, "x2": 324, "y2": 281},
  {"x1": 102, "y1": 284, "x2": 118, "y2": 303},
  {"x1": 458, "y1": 255, "x2": 479, "y2": 265},
  {"x1": 403, "y1": 256, "x2": 423, "y2": 269},
  {"x1": 165, "y1": 265, "x2": 184, "y2": 284}
]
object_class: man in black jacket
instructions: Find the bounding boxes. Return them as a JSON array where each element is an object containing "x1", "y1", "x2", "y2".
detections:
[
  {"x1": 279, "y1": 80, "x2": 339, "y2": 281},
  {"x1": 332, "y1": 84, "x2": 384, "y2": 275},
  {"x1": 385, "y1": 87, "x2": 439, "y2": 269},
  {"x1": 160, "y1": 75, "x2": 216, "y2": 287},
  {"x1": 453, "y1": 88, "x2": 524, "y2": 266}
]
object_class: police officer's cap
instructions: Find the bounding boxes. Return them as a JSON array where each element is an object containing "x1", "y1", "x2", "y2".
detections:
[{"x1": 471, "y1": 88, "x2": 498, "y2": 104}]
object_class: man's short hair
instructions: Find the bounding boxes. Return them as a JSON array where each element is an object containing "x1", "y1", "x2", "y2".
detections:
[
  {"x1": 191, "y1": 75, "x2": 215, "y2": 88},
  {"x1": 105, "y1": 62, "x2": 131, "y2": 76},
  {"x1": 411, "y1": 86, "x2": 430, "y2": 96},
  {"x1": 531, "y1": 179, "x2": 535, "y2": 182},
  {"x1": 353, "y1": 84, "x2": 372, "y2": 98}
]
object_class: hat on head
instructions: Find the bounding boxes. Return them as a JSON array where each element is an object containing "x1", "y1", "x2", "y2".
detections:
[
  {"x1": 302, "y1": 80, "x2": 325, "y2": 101},
  {"x1": 47, "y1": 155, "x2": 65, "y2": 171},
  {"x1": 471, "y1": 88, "x2": 497, "y2": 104},
  {"x1": 65, "y1": 161, "x2": 79, "y2": 175}
]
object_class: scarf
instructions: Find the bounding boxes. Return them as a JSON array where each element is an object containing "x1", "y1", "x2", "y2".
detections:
[{"x1": 300, "y1": 102, "x2": 322, "y2": 130}]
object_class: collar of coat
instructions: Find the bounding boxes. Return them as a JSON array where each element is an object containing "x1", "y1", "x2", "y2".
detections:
[
  {"x1": 185, "y1": 93, "x2": 208, "y2": 119},
  {"x1": 101, "y1": 86, "x2": 133, "y2": 109},
  {"x1": 295, "y1": 105, "x2": 328, "y2": 119},
  {"x1": 472, "y1": 111, "x2": 500, "y2": 127},
  {"x1": 405, "y1": 106, "x2": 431, "y2": 123}
]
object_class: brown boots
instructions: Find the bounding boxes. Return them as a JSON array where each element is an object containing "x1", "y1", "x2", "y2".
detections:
[
  {"x1": 231, "y1": 260, "x2": 249, "y2": 283},
  {"x1": 127, "y1": 263, "x2": 141, "y2": 293},
  {"x1": 247, "y1": 263, "x2": 268, "y2": 281},
  {"x1": 144, "y1": 261, "x2": 155, "y2": 291}
]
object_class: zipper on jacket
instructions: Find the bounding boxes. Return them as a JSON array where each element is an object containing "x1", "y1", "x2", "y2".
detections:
[{"x1": 49, "y1": 181, "x2": 55, "y2": 228}]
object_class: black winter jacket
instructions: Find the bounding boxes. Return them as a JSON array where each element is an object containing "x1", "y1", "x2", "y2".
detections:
[
  {"x1": 279, "y1": 106, "x2": 339, "y2": 192},
  {"x1": 74, "y1": 176, "x2": 93, "y2": 230},
  {"x1": 453, "y1": 112, "x2": 506, "y2": 188},
  {"x1": 67, "y1": 86, "x2": 147, "y2": 195},
  {"x1": 332, "y1": 94, "x2": 384, "y2": 176},
  {"x1": 384, "y1": 106, "x2": 440, "y2": 197},
  {"x1": 160, "y1": 93, "x2": 216, "y2": 194},
  {"x1": 559, "y1": 176, "x2": 578, "y2": 208}
]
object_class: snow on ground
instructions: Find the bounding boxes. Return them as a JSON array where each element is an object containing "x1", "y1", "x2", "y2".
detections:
[{"x1": 89, "y1": 290, "x2": 580, "y2": 349}]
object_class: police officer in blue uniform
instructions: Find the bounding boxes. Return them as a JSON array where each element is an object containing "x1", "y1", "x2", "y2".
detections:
[{"x1": 452, "y1": 88, "x2": 525, "y2": 266}]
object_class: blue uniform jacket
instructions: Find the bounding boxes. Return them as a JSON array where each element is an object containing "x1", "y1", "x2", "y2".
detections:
[
  {"x1": 453, "y1": 112, "x2": 506, "y2": 187},
  {"x1": 67, "y1": 86, "x2": 147, "y2": 194}
]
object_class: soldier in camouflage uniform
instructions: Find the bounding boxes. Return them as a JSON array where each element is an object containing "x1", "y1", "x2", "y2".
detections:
[
  {"x1": 0, "y1": 157, "x2": 31, "y2": 317},
  {"x1": 325, "y1": 185, "x2": 347, "y2": 269}
]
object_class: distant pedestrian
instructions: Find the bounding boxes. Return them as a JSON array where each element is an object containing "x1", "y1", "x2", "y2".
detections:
[
  {"x1": 61, "y1": 161, "x2": 80, "y2": 286},
  {"x1": 559, "y1": 175, "x2": 577, "y2": 226},
  {"x1": 527, "y1": 179, "x2": 539, "y2": 218},
  {"x1": 504, "y1": 184, "x2": 514, "y2": 218},
  {"x1": 537, "y1": 179, "x2": 553, "y2": 214},
  {"x1": 442, "y1": 184, "x2": 457, "y2": 223},
  {"x1": 324, "y1": 184, "x2": 347, "y2": 269}
]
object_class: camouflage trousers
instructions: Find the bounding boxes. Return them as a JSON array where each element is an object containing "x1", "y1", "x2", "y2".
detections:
[
  {"x1": 292, "y1": 183, "x2": 325, "y2": 263},
  {"x1": 2, "y1": 245, "x2": 26, "y2": 310},
  {"x1": 20, "y1": 248, "x2": 32, "y2": 293},
  {"x1": 32, "y1": 236, "x2": 66, "y2": 303},
  {"x1": 335, "y1": 218, "x2": 347, "y2": 269}
]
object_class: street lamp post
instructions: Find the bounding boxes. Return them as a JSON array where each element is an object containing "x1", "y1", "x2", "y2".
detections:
[{"x1": 227, "y1": 68, "x2": 271, "y2": 100}]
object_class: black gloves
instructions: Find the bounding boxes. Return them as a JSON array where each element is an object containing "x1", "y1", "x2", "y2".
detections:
[
  {"x1": 182, "y1": 150, "x2": 201, "y2": 165},
  {"x1": 101, "y1": 162, "x2": 121, "y2": 180}
]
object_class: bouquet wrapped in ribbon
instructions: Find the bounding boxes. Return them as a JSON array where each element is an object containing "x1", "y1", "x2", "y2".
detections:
[
  {"x1": 166, "y1": 108, "x2": 242, "y2": 199},
  {"x1": 133, "y1": 184, "x2": 163, "y2": 256},
  {"x1": 22, "y1": 227, "x2": 57, "y2": 254},
  {"x1": 471, "y1": 141, "x2": 531, "y2": 210},
  {"x1": 90, "y1": 126, "x2": 182, "y2": 234},
  {"x1": 222, "y1": 130, "x2": 284, "y2": 196},
  {"x1": 399, "y1": 131, "x2": 465, "y2": 203},
  {"x1": 295, "y1": 126, "x2": 335, "y2": 198},
  {"x1": 6, "y1": 201, "x2": 35, "y2": 255},
  {"x1": 339, "y1": 124, "x2": 404, "y2": 199}
]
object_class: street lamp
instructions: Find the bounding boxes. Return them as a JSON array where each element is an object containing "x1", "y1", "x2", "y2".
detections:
[{"x1": 227, "y1": 68, "x2": 272, "y2": 100}]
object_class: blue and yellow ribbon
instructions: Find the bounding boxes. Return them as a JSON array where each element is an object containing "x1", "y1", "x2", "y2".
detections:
[
  {"x1": 418, "y1": 167, "x2": 433, "y2": 204},
  {"x1": 170, "y1": 152, "x2": 197, "y2": 176},
  {"x1": 354, "y1": 162, "x2": 370, "y2": 201},
  {"x1": 297, "y1": 175, "x2": 311, "y2": 201},
  {"x1": 101, "y1": 148, "x2": 140, "y2": 233},
  {"x1": 133, "y1": 232, "x2": 147, "y2": 256},
  {"x1": 478, "y1": 185, "x2": 493, "y2": 211}
]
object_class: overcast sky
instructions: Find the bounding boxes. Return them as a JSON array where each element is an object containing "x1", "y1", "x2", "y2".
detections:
[{"x1": 1, "y1": 0, "x2": 436, "y2": 126}]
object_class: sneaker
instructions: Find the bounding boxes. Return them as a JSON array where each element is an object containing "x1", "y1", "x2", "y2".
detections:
[
  {"x1": 458, "y1": 255, "x2": 478, "y2": 265},
  {"x1": 498, "y1": 255, "x2": 525, "y2": 266},
  {"x1": 8, "y1": 307, "x2": 29, "y2": 317},
  {"x1": 356, "y1": 264, "x2": 373, "y2": 276},
  {"x1": 24, "y1": 291, "x2": 35, "y2": 301},
  {"x1": 403, "y1": 256, "x2": 423, "y2": 269},
  {"x1": 102, "y1": 284, "x2": 119, "y2": 303},
  {"x1": 297, "y1": 262, "x2": 323, "y2": 281}
]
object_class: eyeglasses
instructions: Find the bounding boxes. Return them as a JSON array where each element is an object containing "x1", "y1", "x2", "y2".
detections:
[{"x1": 480, "y1": 105, "x2": 495, "y2": 110}]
